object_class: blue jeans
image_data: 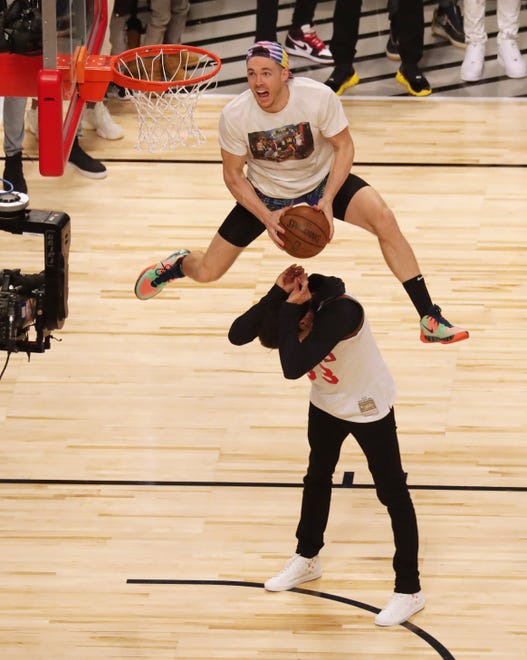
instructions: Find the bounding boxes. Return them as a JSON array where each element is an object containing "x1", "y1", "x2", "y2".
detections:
[{"x1": 254, "y1": 175, "x2": 329, "y2": 211}]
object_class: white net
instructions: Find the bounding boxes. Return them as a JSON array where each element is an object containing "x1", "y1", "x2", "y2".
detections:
[{"x1": 116, "y1": 49, "x2": 220, "y2": 152}]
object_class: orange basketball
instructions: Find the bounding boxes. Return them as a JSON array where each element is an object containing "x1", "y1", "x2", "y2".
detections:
[
  {"x1": 124, "y1": 50, "x2": 202, "y2": 81},
  {"x1": 279, "y1": 205, "x2": 330, "y2": 259}
]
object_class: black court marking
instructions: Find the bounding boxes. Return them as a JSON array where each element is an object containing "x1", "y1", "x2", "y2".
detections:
[
  {"x1": 126, "y1": 578, "x2": 456, "y2": 660},
  {"x1": 72, "y1": 159, "x2": 527, "y2": 168},
  {"x1": 1, "y1": 476, "x2": 526, "y2": 492}
]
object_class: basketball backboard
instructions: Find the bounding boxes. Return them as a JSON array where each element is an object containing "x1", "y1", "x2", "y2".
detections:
[
  {"x1": 0, "y1": 0, "x2": 107, "y2": 176},
  {"x1": 39, "y1": 0, "x2": 107, "y2": 175}
]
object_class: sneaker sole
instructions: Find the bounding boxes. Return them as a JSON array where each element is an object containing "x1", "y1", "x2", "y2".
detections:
[
  {"x1": 461, "y1": 69, "x2": 483, "y2": 82},
  {"x1": 431, "y1": 24, "x2": 466, "y2": 49},
  {"x1": 134, "y1": 250, "x2": 189, "y2": 300},
  {"x1": 375, "y1": 600, "x2": 425, "y2": 626},
  {"x1": 68, "y1": 162, "x2": 108, "y2": 179},
  {"x1": 395, "y1": 71, "x2": 432, "y2": 97},
  {"x1": 95, "y1": 128, "x2": 125, "y2": 141},
  {"x1": 420, "y1": 329, "x2": 470, "y2": 344},
  {"x1": 264, "y1": 569, "x2": 323, "y2": 592},
  {"x1": 386, "y1": 50, "x2": 401, "y2": 62},
  {"x1": 284, "y1": 45, "x2": 334, "y2": 64},
  {"x1": 335, "y1": 72, "x2": 360, "y2": 96},
  {"x1": 134, "y1": 265, "x2": 163, "y2": 300},
  {"x1": 497, "y1": 54, "x2": 527, "y2": 78}
]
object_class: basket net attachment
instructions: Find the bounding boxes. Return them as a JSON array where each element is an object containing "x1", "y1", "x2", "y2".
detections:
[{"x1": 111, "y1": 45, "x2": 222, "y2": 152}]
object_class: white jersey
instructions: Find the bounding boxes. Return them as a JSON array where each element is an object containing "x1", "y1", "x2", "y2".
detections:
[
  {"x1": 218, "y1": 77, "x2": 349, "y2": 199},
  {"x1": 308, "y1": 299, "x2": 396, "y2": 423}
]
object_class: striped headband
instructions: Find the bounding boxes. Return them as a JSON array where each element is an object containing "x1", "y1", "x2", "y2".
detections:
[{"x1": 246, "y1": 41, "x2": 294, "y2": 78}]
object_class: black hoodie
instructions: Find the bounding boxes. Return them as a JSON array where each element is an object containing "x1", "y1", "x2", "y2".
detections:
[{"x1": 228, "y1": 274, "x2": 364, "y2": 380}]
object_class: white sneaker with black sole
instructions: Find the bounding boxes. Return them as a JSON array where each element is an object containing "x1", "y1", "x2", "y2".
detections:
[{"x1": 68, "y1": 137, "x2": 107, "y2": 179}]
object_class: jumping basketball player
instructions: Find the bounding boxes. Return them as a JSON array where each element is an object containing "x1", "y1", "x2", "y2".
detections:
[
  {"x1": 228, "y1": 263, "x2": 425, "y2": 627},
  {"x1": 134, "y1": 40, "x2": 468, "y2": 345}
]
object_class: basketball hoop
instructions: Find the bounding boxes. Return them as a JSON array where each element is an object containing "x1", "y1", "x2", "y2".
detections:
[{"x1": 110, "y1": 44, "x2": 222, "y2": 151}]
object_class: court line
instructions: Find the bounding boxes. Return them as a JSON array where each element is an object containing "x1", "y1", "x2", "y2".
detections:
[
  {"x1": 125, "y1": 578, "x2": 456, "y2": 660},
  {"x1": 9, "y1": 157, "x2": 524, "y2": 168},
  {"x1": 0, "y1": 477, "x2": 525, "y2": 492}
]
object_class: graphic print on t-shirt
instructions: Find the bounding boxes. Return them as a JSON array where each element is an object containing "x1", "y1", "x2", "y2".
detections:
[{"x1": 248, "y1": 122, "x2": 314, "y2": 162}]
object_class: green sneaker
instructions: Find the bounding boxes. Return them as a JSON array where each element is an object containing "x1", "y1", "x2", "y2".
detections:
[
  {"x1": 134, "y1": 249, "x2": 189, "y2": 300},
  {"x1": 420, "y1": 305, "x2": 469, "y2": 344}
]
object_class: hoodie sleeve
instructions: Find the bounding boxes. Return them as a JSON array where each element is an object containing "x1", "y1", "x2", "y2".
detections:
[
  {"x1": 228, "y1": 284, "x2": 288, "y2": 345},
  {"x1": 278, "y1": 297, "x2": 364, "y2": 379}
]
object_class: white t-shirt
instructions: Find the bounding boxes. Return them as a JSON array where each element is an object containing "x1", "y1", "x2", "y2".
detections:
[
  {"x1": 308, "y1": 305, "x2": 396, "y2": 423},
  {"x1": 218, "y1": 77, "x2": 349, "y2": 199}
]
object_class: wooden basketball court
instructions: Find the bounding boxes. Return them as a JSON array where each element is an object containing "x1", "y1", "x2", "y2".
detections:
[{"x1": 1, "y1": 62, "x2": 527, "y2": 658}]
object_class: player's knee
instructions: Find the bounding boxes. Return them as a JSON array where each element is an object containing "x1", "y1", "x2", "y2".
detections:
[
  {"x1": 375, "y1": 476, "x2": 411, "y2": 508},
  {"x1": 181, "y1": 251, "x2": 223, "y2": 283},
  {"x1": 370, "y1": 206, "x2": 400, "y2": 240}
]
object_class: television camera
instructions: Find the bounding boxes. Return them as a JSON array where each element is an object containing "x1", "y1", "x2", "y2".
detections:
[{"x1": 0, "y1": 190, "x2": 70, "y2": 354}]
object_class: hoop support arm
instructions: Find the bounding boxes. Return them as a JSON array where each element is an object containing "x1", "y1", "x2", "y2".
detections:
[{"x1": 71, "y1": 47, "x2": 114, "y2": 102}]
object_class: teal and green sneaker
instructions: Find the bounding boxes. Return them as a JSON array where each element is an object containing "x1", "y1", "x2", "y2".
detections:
[
  {"x1": 134, "y1": 249, "x2": 189, "y2": 300},
  {"x1": 420, "y1": 305, "x2": 469, "y2": 344}
]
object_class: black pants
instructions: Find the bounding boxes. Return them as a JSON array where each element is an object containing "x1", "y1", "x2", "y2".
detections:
[
  {"x1": 388, "y1": 0, "x2": 424, "y2": 66},
  {"x1": 255, "y1": 0, "x2": 363, "y2": 71},
  {"x1": 330, "y1": 0, "x2": 363, "y2": 71},
  {"x1": 255, "y1": 0, "x2": 318, "y2": 42},
  {"x1": 296, "y1": 404, "x2": 421, "y2": 594}
]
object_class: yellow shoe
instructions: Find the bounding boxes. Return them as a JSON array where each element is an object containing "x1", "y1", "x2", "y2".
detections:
[
  {"x1": 396, "y1": 65, "x2": 432, "y2": 96},
  {"x1": 324, "y1": 68, "x2": 360, "y2": 96}
]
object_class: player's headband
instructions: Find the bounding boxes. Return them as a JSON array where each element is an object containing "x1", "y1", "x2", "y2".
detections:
[{"x1": 246, "y1": 41, "x2": 294, "y2": 78}]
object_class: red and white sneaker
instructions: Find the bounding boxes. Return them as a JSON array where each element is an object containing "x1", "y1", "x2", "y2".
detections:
[{"x1": 284, "y1": 24, "x2": 334, "y2": 64}]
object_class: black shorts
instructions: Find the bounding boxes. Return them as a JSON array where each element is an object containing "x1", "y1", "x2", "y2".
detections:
[{"x1": 218, "y1": 173, "x2": 370, "y2": 248}]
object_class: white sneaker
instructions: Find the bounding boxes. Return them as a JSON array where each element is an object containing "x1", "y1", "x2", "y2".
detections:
[
  {"x1": 497, "y1": 39, "x2": 527, "y2": 79},
  {"x1": 82, "y1": 102, "x2": 124, "y2": 140},
  {"x1": 460, "y1": 43, "x2": 485, "y2": 81},
  {"x1": 264, "y1": 554, "x2": 322, "y2": 592},
  {"x1": 26, "y1": 106, "x2": 39, "y2": 139},
  {"x1": 375, "y1": 591, "x2": 425, "y2": 627}
]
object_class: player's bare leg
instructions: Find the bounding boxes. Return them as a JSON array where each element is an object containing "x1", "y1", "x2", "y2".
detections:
[
  {"x1": 343, "y1": 186, "x2": 420, "y2": 283},
  {"x1": 343, "y1": 186, "x2": 469, "y2": 344},
  {"x1": 181, "y1": 233, "x2": 244, "y2": 282}
]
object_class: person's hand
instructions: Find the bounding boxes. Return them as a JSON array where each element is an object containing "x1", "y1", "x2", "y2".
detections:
[
  {"x1": 265, "y1": 207, "x2": 291, "y2": 249},
  {"x1": 276, "y1": 264, "x2": 304, "y2": 292},
  {"x1": 287, "y1": 272, "x2": 311, "y2": 305},
  {"x1": 314, "y1": 198, "x2": 334, "y2": 241}
]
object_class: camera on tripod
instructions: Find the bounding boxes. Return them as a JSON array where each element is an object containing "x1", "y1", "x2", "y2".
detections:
[{"x1": 0, "y1": 190, "x2": 70, "y2": 354}]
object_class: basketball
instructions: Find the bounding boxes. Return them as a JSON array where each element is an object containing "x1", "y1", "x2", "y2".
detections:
[
  {"x1": 124, "y1": 50, "x2": 202, "y2": 82},
  {"x1": 279, "y1": 205, "x2": 330, "y2": 259}
]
